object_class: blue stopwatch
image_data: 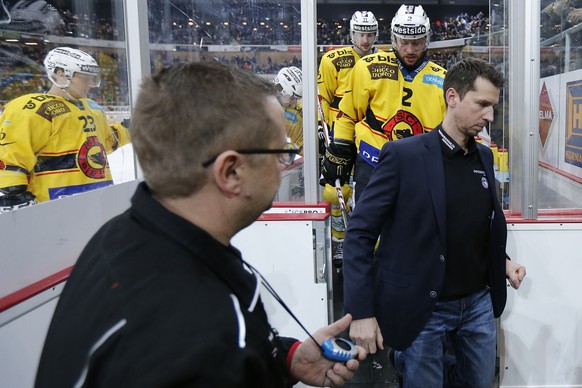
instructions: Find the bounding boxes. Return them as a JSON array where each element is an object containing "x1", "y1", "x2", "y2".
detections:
[{"x1": 321, "y1": 337, "x2": 359, "y2": 362}]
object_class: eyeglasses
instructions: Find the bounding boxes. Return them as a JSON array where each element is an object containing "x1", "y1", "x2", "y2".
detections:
[{"x1": 201, "y1": 142, "x2": 302, "y2": 167}]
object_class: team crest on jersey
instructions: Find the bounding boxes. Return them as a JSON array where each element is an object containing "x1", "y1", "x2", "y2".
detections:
[
  {"x1": 383, "y1": 110, "x2": 424, "y2": 140},
  {"x1": 78, "y1": 136, "x2": 107, "y2": 179},
  {"x1": 0, "y1": 160, "x2": 5, "y2": 170},
  {"x1": 36, "y1": 100, "x2": 71, "y2": 121},
  {"x1": 332, "y1": 55, "x2": 355, "y2": 71},
  {"x1": 368, "y1": 63, "x2": 398, "y2": 80}
]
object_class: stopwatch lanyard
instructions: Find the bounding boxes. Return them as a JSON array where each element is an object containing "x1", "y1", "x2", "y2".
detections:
[{"x1": 241, "y1": 259, "x2": 325, "y2": 351}]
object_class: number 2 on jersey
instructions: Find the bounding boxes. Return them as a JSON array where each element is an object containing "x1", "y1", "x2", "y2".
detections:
[{"x1": 402, "y1": 87, "x2": 413, "y2": 107}]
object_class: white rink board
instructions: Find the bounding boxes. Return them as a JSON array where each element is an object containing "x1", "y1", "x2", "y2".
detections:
[
  {"x1": 232, "y1": 219, "x2": 330, "y2": 341},
  {"x1": 0, "y1": 180, "x2": 139, "y2": 299},
  {"x1": 500, "y1": 223, "x2": 582, "y2": 387},
  {"x1": 0, "y1": 291, "x2": 61, "y2": 388}
]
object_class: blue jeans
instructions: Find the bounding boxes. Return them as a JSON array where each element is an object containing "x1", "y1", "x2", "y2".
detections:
[{"x1": 394, "y1": 287, "x2": 496, "y2": 388}]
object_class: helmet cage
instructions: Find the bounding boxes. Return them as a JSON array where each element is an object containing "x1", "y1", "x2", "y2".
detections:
[
  {"x1": 44, "y1": 47, "x2": 101, "y2": 89},
  {"x1": 350, "y1": 11, "x2": 378, "y2": 44}
]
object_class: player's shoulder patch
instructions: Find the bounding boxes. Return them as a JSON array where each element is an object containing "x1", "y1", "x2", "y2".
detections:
[
  {"x1": 428, "y1": 61, "x2": 447, "y2": 74},
  {"x1": 14, "y1": 93, "x2": 56, "y2": 112},
  {"x1": 422, "y1": 74, "x2": 445, "y2": 88},
  {"x1": 422, "y1": 62, "x2": 446, "y2": 87},
  {"x1": 86, "y1": 99, "x2": 105, "y2": 112}
]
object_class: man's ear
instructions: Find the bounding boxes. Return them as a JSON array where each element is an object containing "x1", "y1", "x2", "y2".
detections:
[
  {"x1": 212, "y1": 151, "x2": 243, "y2": 198},
  {"x1": 445, "y1": 87, "x2": 458, "y2": 108}
]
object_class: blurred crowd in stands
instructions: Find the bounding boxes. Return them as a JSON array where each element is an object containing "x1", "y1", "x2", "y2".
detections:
[
  {"x1": 2, "y1": 1, "x2": 490, "y2": 46},
  {"x1": 318, "y1": 11, "x2": 488, "y2": 46},
  {"x1": 75, "y1": 10, "x2": 488, "y2": 46},
  {"x1": 0, "y1": 3, "x2": 487, "y2": 106},
  {"x1": 3, "y1": 0, "x2": 581, "y2": 106}
]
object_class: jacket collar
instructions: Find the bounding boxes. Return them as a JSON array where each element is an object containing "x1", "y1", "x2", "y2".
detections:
[{"x1": 130, "y1": 182, "x2": 261, "y2": 310}]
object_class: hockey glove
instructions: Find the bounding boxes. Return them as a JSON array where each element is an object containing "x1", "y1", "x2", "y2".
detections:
[
  {"x1": 0, "y1": 186, "x2": 37, "y2": 213},
  {"x1": 121, "y1": 118, "x2": 131, "y2": 129},
  {"x1": 320, "y1": 140, "x2": 356, "y2": 187}
]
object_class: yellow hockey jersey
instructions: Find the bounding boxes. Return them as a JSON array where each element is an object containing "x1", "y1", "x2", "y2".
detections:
[
  {"x1": 335, "y1": 52, "x2": 446, "y2": 167},
  {"x1": 318, "y1": 46, "x2": 380, "y2": 132},
  {"x1": 0, "y1": 93, "x2": 131, "y2": 203},
  {"x1": 283, "y1": 99, "x2": 303, "y2": 155}
]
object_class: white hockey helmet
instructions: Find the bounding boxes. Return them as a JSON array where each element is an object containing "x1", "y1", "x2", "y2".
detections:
[
  {"x1": 391, "y1": 5, "x2": 430, "y2": 42},
  {"x1": 274, "y1": 66, "x2": 302, "y2": 99},
  {"x1": 350, "y1": 11, "x2": 378, "y2": 43},
  {"x1": 44, "y1": 47, "x2": 101, "y2": 88}
]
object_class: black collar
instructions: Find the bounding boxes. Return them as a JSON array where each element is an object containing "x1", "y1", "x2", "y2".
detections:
[
  {"x1": 438, "y1": 127, "x2": 477, "y2": 156},
  {"x1": 130, "y1": 182, "x2": 261, "y2": 310}
]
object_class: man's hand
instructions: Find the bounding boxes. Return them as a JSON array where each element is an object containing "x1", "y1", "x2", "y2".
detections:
[
  {"x1": 506, "y1": 258, "x2": 526, "y2": 289},
  {"x1": 320, "y1": 140, "x2": 356, "y2": 186},
  {"x1": 290, "y1": 314, "x2": 366, "y2": 387},
  {"x1": 349, "y1": 317, "x2": 384, "y2": 355}
]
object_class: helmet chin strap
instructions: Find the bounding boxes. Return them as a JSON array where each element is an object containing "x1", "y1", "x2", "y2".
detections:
[{"x1": 53, "y1": 81, "x2": 81, "y2": 103}]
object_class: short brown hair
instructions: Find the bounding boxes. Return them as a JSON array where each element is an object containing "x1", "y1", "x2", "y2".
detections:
[
  {"x1": 132, "y1": 62, "x2": 278, "y2": 198},
  {"x1": 443, "y1": 57, "x2": 505, "y2": 103}
]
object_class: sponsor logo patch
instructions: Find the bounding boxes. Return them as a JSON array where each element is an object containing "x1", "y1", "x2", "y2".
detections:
[
  {"x1": 359, "y1": 141, "x2": 380, "y2": 167},
  {"x1": 423, "y1": 74, "x2": 444, "y2": 88},
  {"x1": 368, "y1": 63, "x2": 398, "y2": 80},
  {"x1": 80, "y1": 64, "x2": 99, "y2": 74},
  {"x1": 393, "y1": 25, "x2": 427, "y2": 36},
  {"x1": 353, "y1": 24, "x2": 377, "y2": 33},
  {"x1": 36, "y1": 100, "x2": 71, "y2": 121},
  {"x1": 332, "y1": 55, "x2": 355, "y2": 71}
]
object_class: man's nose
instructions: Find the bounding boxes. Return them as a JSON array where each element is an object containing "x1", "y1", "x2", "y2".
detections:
[{"x1": 484, "y1": 107, "x2": 494, "y2": 123}]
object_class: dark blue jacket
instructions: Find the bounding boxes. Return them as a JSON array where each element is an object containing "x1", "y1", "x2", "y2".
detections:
[{"x1": 343, "y1": 127, "x2": 508, "y2": 350}]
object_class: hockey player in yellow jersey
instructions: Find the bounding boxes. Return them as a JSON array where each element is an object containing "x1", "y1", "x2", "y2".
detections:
[
  {"x1": 318, "y1": 10, "x2": 380, "y2": 267},
  {"x1": 321, "y1": 4, "x2": 447, "y2": 204},
  {"x1": 318, "y1": 10, "x2": 380, "y2": 130},
  {"x1": 0, "y1": 47, "x2": 130, "y2": 212},
  {"x1": 274, "y1": 66, "x2": 304, "y2": 154}
]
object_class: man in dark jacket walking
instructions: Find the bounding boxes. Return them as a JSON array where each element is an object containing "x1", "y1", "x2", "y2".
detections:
[{"x1": 343, "y1": 57, "x2": 526, "y2": 387}]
